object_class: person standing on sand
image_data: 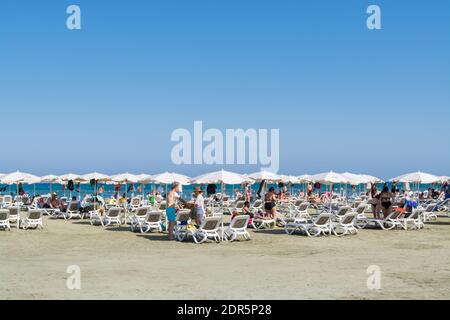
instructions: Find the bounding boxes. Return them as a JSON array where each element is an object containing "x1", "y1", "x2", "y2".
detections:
[{"x1": 167, "y1": 182, "x2": 180, "y2": 240}]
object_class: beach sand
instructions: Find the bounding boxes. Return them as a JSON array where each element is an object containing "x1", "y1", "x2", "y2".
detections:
[{"x1": 1, "y1": 213, "x2": 450, "y2": 300}]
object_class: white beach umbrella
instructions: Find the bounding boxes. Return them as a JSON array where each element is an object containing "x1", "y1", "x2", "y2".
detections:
[
  {"x1": 359, "y1": 174, "x2": 384, "y2": 184},
  {"x1": 137, "y1": 174, "x2": 154, "y2": 184},
  {"x1": 40, "y1": 174, "x2": 61, "y2": 183},
  {"x1": 390, "y1": 171, "x2": 440, "y2": 184},
  {"x1": 0, "y1": 171, "x2": 41, "y2": 197},
  {"x1": 59, "y1": 173, "x2": 86, "y2": 182},
  {"x1": 310, "y1": 171, "x2": 348, "y2": 213},
  {"x1": 82, "y1": 172, "x2": 111, "y2": 182},
  {"x1": 298, "y1": 174, "x2": 313, "y2": 183},
  {"x1": 111, "y1": 173, "x2": 140, "y2": 201},
  {"x1": 192, "y1": 170, "x2": 246, "y2": 185},
  {"x1": 248, "y1": 170, "x2": 282, "y2": 182},
  {"x1": 153, "y1": 172, "x2": 191, "y2": 185},
  {"x1": 111, "y1": 173, "x2": 139, "y2": 184},
  {"x1": 0, "y1": 171, "x2": 41, "y2": 184},
  {"x1": 279, "y1": 175, "x2": 299, "y2": 184},
  {"x1": 340, "y1": 172, "x2": 366, "y2": 185},
  {"x1": 41, "y1": 174, "x2": 62, "y2": 194},
  {"x1": 310, "y1": 171, "x2": 349, "y2": 185}
]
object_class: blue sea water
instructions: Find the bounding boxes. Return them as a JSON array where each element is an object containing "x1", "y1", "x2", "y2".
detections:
[{"x1": 0, "y1": 182, "x2": 440, "y2": 200}]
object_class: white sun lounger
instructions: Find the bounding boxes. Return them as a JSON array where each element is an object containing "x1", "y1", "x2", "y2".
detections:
[
  {"x1": 90, "y1": 207, "x2": 123, "y2": 227},
  {"x1": 185, "y1": 216, "x2": 222, "y2": 244},
  {"x1": 19, "y1": 209, "x2": 43, "y2": 230},
  {"x1": 61, "y1": 201, "x2": 81, "y2": 220},
  {"x1": 224, "y1": 215, "x2": 251, "y2": 242},
  {"x1": 8, "y1": 206, "x2": 20, "y2": 224},
  {"x1": 331, "y1": 212, "x2": 358, "y2": 236},
  {"x1": 129, "y1": 207, "x2": 150, "y2": 231},
  {"x1": 0, "y1": 209, "x2": 11, "y2": 231},
  {"x1": 420, "y1": 204, "x2": 438, "y2": 222},
  {"x1": 285, "y1": 213, "x2": 332, "y2": 237},
  {"x1": 133, "y1": 211, "x2": 162, "y2": 233}
]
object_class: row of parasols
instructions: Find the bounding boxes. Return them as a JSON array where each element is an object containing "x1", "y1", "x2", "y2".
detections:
[{"x1": 0, "y1": 170, "x2": 448, "y2": 187}]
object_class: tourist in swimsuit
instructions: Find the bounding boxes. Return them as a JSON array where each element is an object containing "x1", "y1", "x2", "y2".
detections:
[
  {"x1": 369, "y1": 183, "x2": 381, "y2": 219},
  {"x1": 264, "y1": 187, "x2": 277, "y2": 219},
  {"x1": 167, "y1": 182, "x2": 180, "y2": 240},
  {"x1": 379, "y1": 184, "x2": 393, "y2": 219}
]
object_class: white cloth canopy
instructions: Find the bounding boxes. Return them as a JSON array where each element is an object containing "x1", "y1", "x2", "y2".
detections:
[
  {"x1": 82, "y1": 172, "x2": 111, "y2": 182},
  {"x1": 279, "y1": 175, "x2": 299, "y2": 184},
  {"x1": 111, "y1": 173, "x2": 139, "y2": 184},
  {"x1": 153, "y1": 172, "x2": 191, "y2": 185},
  {"x1": 248, "y1": 170, "x2": 281, "y2": 182},
  {"x1": 390, "y1": 171, "x2": 440, "y2": 184},
  {"x1": 137, "y1": 174, "x2": 154, "y2": 184},
  {"x1": 340, "y1": 172, "x2": 367, "y2": 185},
  {"x1": 192, "y1": 170, "x2": 246, "y2": 185},
  {"x1": 40, "y1": 174, "x2": 61, "y2": 183},
  {"x1": 298, "y1": 174, "x2": 313, "y2": 183},
  {"x1": 310, "y1": 171, "x2": 349, "y2": 184},
  {"x1": 59, "y1": 173, "x2": 86, "y2": 182},
  {"x1": 359, "y1": 174, "x2": 384, "y2": 184},
  {"x1": 0, "y1": 171, "x2": 41, "y2": 184}
]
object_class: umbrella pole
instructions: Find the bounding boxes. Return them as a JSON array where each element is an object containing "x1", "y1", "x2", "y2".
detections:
[{"x1": 221, "y1": 182, "x2": 224, "y2": 241}]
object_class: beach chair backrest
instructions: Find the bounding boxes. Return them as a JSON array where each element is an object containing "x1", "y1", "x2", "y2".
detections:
[
  {"x1": 135, "y1": 207, "x2": 149, "y2": 217},
  {"x1": 68, "y1": 201, "x2": 78, "y2": 211},
  {"x1": 28, "y1": 210, "x2": 42, "y2": 220},
  {"x1": 231, "y1": 215, "x2": 249, "y2": 229},
  {"x1": 146, "y1": 211, "x2": 161, "y2": 223},
  {"x1": 130, "y1": 197, "x2": 141, "y2": 207},
  {"x1": 202, "y1": 217, "x2": 221, "y2": 231},
  {"x1": 408, "y1": 210, "x2": 419, "y2": 219},
  {"x1": 108, "y1": 207, "x2": 122, "y2": 217},
  {"x1": 355, "y1": 204, "x2": 367, "y2": 214},
  {"x1": 298, "y1": 203, "x2": 310, "y2": 211},
  {"x1": 158, "y1": 201, "x2": 167, "y2": 211},
  {"x1": 294, "y1": 199, "x2": 303, "y2": 206},
  {"x1": 253, "y1": 200, "x2": 262, "y2": 208},
  {"x1": 235, "y1": 201, "x2": 244, "y2": 210},
  {"x1": 3, "y1": 195, "x2": 12, "y2": 204},
  {"x1": 9, "y1": 207, "x2": 19, "y2": 216},
  {"x1": 386, "y1": 210, "x2": 401, "y2": 220},
  {"x1": 176, "y1": 210, "x2": 191, "y2": 223},
  {"x1": 425, "y1": 204, "x2": 435, "y2": 212},
  {"x1": 336, "y1": 206, "x2": 350, "y2": 217},
  {"x1": 341, "y1": 212, "x2": 357, "y2": 225},
  {"x1": 315, "y1": 213, "x2": 331, "y2": 226},
  {"x1": 0, "y1": 209, "x2": 9, "y2": 221}
]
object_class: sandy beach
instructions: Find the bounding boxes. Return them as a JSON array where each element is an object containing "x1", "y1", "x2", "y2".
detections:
[{"x1": 1, "y1": 212, "x2": 450, "y2": 300}]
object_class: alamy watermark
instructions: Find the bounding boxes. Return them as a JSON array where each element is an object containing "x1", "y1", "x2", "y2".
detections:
[
  {"x1": 171, "y1": 121, "x2": 280, "y2": 173},
  {"x1": 66, "y1": 5, "x2": 81, "y2": 30},
  {"x1": 367, "y1": 5, "x2": 382, "y2": 30},
  {"x1": 366, "y1": 265, "x2": 381, "y2": 290},
  {"x1": 66, "y1": 265, "x2": 81, "y2": 290}
]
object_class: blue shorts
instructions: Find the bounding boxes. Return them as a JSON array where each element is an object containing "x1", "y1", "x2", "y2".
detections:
[{"x1": 166, "y1": 207, "x2": 176, "y2": 222}]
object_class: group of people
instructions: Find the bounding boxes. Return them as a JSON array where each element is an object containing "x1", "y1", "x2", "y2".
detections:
[{"x1": 368, "y1": 181, "x2": 450, "y2": 219}]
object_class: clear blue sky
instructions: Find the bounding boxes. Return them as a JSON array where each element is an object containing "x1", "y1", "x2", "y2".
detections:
[{"x1": 0, "y1": 0, "x2": 449, "y2": 179}]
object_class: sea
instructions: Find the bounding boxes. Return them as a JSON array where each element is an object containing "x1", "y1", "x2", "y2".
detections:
[{"x1": 0, "y1": 182, "x2": 441, "y2": 200}]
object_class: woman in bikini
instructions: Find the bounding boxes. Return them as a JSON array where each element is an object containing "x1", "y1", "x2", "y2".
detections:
[
  {"x1": 264, "y1": 187, "x2": 277, "y2": 219},
  {"x1": 379, "y1": 184, "x2": 393, "y2": 219}
]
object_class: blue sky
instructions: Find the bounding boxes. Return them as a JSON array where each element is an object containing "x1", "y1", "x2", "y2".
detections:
[{"x1": 0, "y1": 0, "x2": 449, "y2": 179}]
